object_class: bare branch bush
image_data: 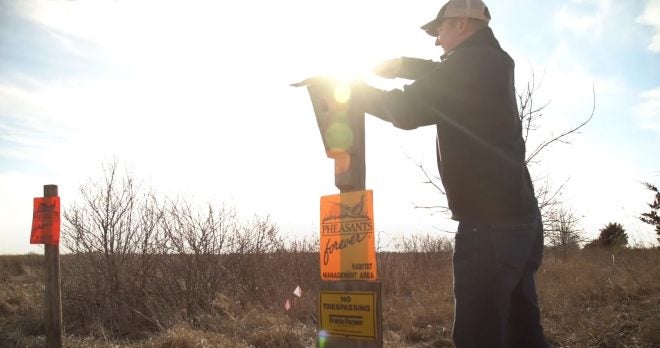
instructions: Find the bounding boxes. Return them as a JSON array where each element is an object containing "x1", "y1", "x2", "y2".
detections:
[
  {"x1": 61, "y1": 160, "x2": 314, "y2": 337},
  {"x1": 62, "y1": 160, "x2": 168, "y2": 334},
  {"x1": 226, "y1": 215, "x2": 285, "y2": 300},
  {"x1": 411, "y1": 159, "x2": 450, "y2": 215},
  {"x1": 393, "y1": 233, "x2": 453, "y2": 253},
  {"x1": 378, "y1": 234, "x2": 453, "y2": 296},
  {"x1": 518, "y1": 72, "x2": 594, "y2": 247},
  {"x1": 154, "y1": 200, "x2": 242, "y2": 324},
  {"x1": 544, "y1": 204, "x2": 587, "y2": 260},
  {"x1": 520, "y1": 73, "x2": 594, "y2": 166}
]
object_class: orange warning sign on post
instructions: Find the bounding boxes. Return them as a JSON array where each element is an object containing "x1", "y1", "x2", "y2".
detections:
[
  {"x1": 320, "y1": 190, "x2": 377, "y2": 280},
  {"x1": 30, "y1": 196, "x2": 60, "y2": 245}
]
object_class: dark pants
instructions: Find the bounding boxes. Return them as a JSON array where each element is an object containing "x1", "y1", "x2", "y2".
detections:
[{"x1": 452, "y1": 214, "x2": 551, "y2": 348}]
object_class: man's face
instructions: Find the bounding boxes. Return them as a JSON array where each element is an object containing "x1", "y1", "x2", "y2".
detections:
[{"x1": 435, "y1": 18, "x2": 465, "y2": 53}]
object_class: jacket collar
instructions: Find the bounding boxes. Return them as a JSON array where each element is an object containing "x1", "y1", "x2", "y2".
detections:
[{"x1": 440, "y1": 27, "x2": 501, "y2": 60}]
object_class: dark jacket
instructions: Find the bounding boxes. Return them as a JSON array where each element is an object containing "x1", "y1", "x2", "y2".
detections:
[{"x1": 361, "y1": 27, "x2": 538, "y2": 223}]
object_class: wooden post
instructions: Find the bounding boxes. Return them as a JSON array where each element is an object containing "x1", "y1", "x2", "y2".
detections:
[
  {"x1": 295, "y1": 77, "x2": 383, "y2": 348},
  {"x1": 43, "y1": 184, "x2": 63, "y2": 348}
]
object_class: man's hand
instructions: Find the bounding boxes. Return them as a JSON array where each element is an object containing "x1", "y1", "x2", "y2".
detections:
[{"x1": 372, "y1": 58, "x2": 403, "y2": 79}]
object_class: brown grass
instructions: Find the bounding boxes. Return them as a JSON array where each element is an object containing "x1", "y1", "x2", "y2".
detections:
[
  {"x1": 538, "y1": 248, "x2": 660, "y2": 347},
  {"x1": 1, "y1": 247, "x2": 659, "y2": 347}
]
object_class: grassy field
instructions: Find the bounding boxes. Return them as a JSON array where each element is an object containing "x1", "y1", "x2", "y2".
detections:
[{"x1": 1, "y1": 248, "x2": 659, "y2": 347}]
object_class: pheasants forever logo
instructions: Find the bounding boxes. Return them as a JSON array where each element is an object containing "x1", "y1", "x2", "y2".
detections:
[{"x1": 320, "y1": 190, "x2": 376, "y2": 280}]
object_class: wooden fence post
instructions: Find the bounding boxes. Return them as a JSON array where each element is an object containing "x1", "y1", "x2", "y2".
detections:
[
  {"x1": 295, "y1": 78, "x2": 383, "y2": 348},
  {"x1": 43, "y1": 184, "x2": 63, "y2": 348}
]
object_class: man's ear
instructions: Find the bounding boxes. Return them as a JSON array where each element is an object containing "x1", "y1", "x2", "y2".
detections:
[{"x1": 458, "y1": 17, "x2": 470, "y2": 33}]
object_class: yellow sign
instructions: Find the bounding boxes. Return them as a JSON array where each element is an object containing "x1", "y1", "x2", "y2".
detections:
[
  {"x1": 319, "y1": 291, "x2": 377, "y2": 339},
  {"x1": 320, "y1": 190, "x2": 377, "y2": 280}
]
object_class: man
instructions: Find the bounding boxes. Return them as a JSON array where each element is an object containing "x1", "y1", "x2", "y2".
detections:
[{"x1": 359, "y1": 0, "x2": 551, "y2": 347}]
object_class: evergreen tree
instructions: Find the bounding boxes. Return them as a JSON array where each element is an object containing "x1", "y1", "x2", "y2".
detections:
[
  {"x1": 639, "y1": 182, "x2": 660, "y2": 244},
  {"x1": 596, "y1": 222, "x2": 628, "y2": 248}
]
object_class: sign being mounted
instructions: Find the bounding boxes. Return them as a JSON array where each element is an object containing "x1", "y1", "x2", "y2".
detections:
[
  {"x1": 30, "y1": 196, "x2": 60, "y2": 245},
  {"x1": 293, "y1": 76, "x2": 365, "y2": 192},
  {"x1": 320, "y1": 190, "x2": 376, "y2": 280}
]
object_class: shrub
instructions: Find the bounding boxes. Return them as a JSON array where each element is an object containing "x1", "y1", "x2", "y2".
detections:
[{"x1": 61, "y1": 161, "x2": 294, "y2": 337}]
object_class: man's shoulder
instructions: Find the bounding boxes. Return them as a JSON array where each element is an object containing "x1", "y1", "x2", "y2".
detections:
[
  {"x1": 455, "y1": 39, "x2": 509, "y2": 56},
  {"x1": 449, "y1": 43, "x2": 514, "y2": 68}
]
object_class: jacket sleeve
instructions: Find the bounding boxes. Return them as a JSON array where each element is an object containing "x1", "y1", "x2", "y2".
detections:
[
  {"x1": 397, "y1": 57, "x2": 439, "y2": 80},
  {"x1": 361, "y1": 51, "x2": 473, "y2": 130}
]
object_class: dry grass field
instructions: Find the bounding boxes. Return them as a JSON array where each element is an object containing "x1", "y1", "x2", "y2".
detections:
[{"x1": 1, "y1": 247, "x2": 659, "y2": 348}]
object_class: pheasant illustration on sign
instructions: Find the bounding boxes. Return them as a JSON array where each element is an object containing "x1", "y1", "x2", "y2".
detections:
[{"x1": 324, "y1": 194, "x2": 366, "y2": 222}]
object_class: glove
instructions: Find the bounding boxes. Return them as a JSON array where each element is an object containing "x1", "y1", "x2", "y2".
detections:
[{"x1": 372, "y1": 58, "x2": 403, "y2": 79}]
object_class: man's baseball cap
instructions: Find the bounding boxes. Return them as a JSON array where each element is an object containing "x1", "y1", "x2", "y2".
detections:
[{"x1": 421, "y1": 0, "x2": 491, "y2": 37}]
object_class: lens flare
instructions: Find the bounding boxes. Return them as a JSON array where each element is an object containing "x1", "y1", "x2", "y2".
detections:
[
  {"x1": 332, "y1": 152, "x2": 351, "y2": 174},
  {"x1": 333, "y1": 83, "x2": 352, "y2": 104},
  {"x1": 325, "y1": 121, "x2": 354, "y2": 153},
  {"x1": 318, "y1": 330, "x2": 328, "y2": 348}
]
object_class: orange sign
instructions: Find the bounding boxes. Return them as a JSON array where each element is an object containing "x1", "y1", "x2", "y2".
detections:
[
  {"x1": 30, "y1": 196, "x2": 60, "y2": 245},
  {"x1": 320, "y1": 190, "x2": 376, "y2": 280}
]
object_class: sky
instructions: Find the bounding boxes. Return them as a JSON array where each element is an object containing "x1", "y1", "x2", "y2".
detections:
[{"x1": 1, "y1": 0, "x2": 659, "y2": 254}]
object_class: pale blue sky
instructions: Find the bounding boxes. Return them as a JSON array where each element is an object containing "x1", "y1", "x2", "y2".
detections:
[{"x1": 1, "y1": 0, "x2": 659, "y2": 254}]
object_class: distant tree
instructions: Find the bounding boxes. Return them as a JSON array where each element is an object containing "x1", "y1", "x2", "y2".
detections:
[
  {"x1": 639, "y1": 182, "x2": 660, "y2": 244},
  {"x1": 516, "y1": 73, "x2": 592, "y2": 233},
  {"x1": 591, "y1": 222, "x2": 629, "y2": 248},
  {"x1": 545, "y1": 204, "x2": 584, "y2": 250},
  {"x1": 582, "y1": 239, "x2": 599, "y2": 249}
]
